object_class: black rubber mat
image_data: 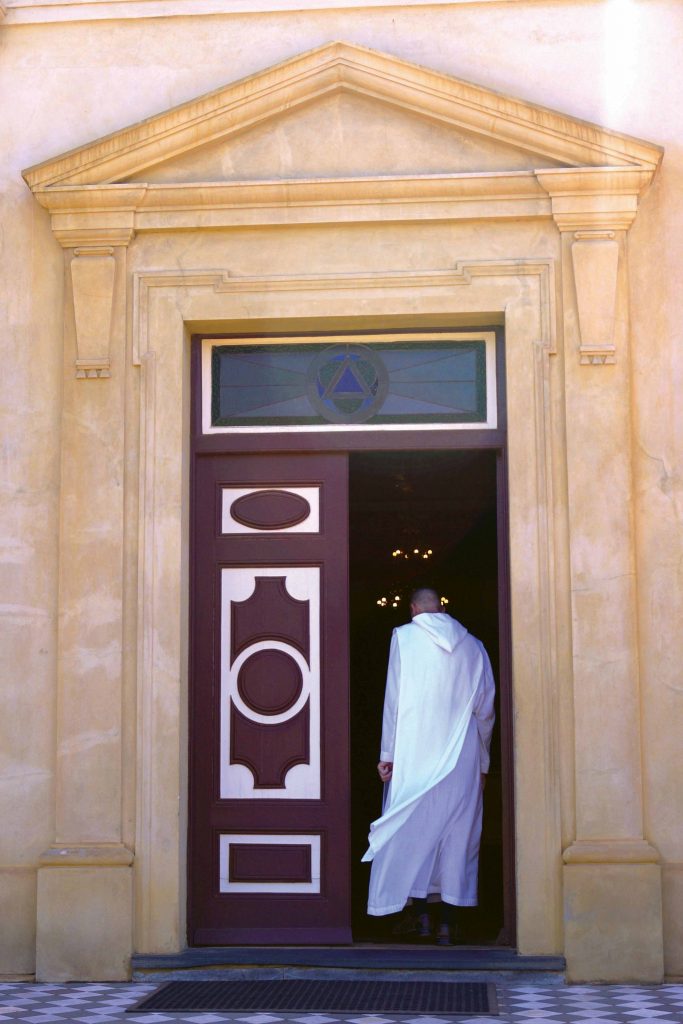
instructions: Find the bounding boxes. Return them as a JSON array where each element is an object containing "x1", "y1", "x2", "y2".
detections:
[{"x1": 129, "y1": 978, "x2": 497, "y2": 1014}]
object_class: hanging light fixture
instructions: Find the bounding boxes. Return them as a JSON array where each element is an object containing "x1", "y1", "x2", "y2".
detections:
[
  {"x1": 376, "y1": 544, "x2": 449, "y2": 609},
  {"x1": 391, "y1": 547, "x2": 433, "y2": 561}
]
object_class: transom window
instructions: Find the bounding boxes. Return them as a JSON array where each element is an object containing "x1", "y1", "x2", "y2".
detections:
[{"x1": 201, "y1": 332, "x2": 497, "y2": 433}]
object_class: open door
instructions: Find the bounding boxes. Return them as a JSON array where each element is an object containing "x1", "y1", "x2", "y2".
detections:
[
  {"x1": 348, "y1": 450, "x2": 512, "y2": 944},
  {"x1": 189, "y1": 452, "x2": 351, "y2": 944}
]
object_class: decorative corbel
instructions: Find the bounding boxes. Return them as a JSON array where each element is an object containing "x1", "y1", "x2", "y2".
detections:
[
  {"x1": 536, "y1": 167, "x2": 654, "y2": 366},
  {"x1": 571, "y1": 231, "x2": 619, "y2": 365},
  {"x1": 70, "y1": 246, "x2": 116, "y2": 379},
  {"x1": 27, "y1": 189, "x2": 143, "y2": 380}
]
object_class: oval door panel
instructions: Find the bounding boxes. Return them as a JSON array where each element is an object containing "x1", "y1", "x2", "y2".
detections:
[{"x1": 231, "y1": 489, "x2": 311, "y2": 531}]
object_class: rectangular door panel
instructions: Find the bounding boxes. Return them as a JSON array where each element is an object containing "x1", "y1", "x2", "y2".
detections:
[
  {"x1": 189, "y1": 453, "x2": 350, "y2": 944},
  {"x1": 220, "y1": 566, "x2": 320, "y2": 800}
]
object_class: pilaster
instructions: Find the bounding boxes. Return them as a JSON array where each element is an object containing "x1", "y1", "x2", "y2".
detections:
[
  {"x1": 35, "y1": 220, "x2": 134, "y2": 982},
  {"x1": 538, "y1": 167, "x2": 664, "y2": 982}
]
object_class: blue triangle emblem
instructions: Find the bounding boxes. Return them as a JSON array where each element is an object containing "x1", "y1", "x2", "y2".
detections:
[{"x1": 333, "y1": 366, "x2": 365, "y2": 394}]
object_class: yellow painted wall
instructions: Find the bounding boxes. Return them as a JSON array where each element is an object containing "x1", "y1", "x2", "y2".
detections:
[{"x1": 1, "y1": 0, "x2": 681, "y2": 979}]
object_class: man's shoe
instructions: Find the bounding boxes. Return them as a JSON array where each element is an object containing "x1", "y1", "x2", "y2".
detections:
[{"x1": 435, "y1": 923, "x2": 455, "y2": 946}]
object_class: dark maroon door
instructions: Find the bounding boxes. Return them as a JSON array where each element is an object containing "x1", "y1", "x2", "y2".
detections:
[{"x1": 189, "y1": 453, "x2": 351, "y2": 944}]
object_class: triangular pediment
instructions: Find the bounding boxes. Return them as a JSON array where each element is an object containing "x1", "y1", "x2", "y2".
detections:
[
  {"x1": 121, "y1": 91, "x2": 566, "y2": 185},
  {"x1": 23, "y1": 42, "x2": 662, "y2": 190}
]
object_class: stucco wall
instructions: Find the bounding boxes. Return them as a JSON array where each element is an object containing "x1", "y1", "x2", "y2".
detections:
[{"x1": 1, "y1": 0, "x2": 681, "y2": 977}]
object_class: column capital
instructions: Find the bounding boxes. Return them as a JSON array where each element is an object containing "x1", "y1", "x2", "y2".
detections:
[
  {"x1": 32, "y1": 186, "x2": 146, "y2": 250},
  {"x1": 39, "y1": 843, "x2": 134, "y2": 868},
  {"x1": 563, "y1": 838, "x2": 660, "y2": 865},
  {"x1": 54, "y1": 224, "x2": 135, "y2": 249},
  {"x1": 535, "y1": 166, "x2": 654, "y2": 233}
]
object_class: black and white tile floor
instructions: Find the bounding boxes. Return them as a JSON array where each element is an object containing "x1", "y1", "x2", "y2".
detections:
[{"x1": 0, "y1": 983, "x2": 682, "y2": 1024}]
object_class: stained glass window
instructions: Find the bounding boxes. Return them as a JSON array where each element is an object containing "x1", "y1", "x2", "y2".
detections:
[{"x1": 210, "y1": 340, "x2": 488, "y2": 428}]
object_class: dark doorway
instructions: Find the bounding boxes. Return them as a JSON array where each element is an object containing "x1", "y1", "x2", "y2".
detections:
[{"x1": 349, "y1": 449, "x2": 507, "y2": 944}]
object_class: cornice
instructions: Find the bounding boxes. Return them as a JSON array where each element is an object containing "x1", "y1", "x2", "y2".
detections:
[
  {"x1": 535, "y1": 166, "x2": 654, "y2": 232},
  {"x1": 33, "y1": 172, "x2": 553, "y2": 233},
  {"x1": 32, "y1": 184, "x2": 148, "y2": 211},
  {"x1": 30, "y1": 173, "x2": 548, "y2": 211},
  {"x1": 53, "y1": 225, "x2": 135, "y2": 248},
  {"x1": 33, "y1": 171, "x2": 549, "y2": 210},
  {"x1": 31, "y1": 165, "x2": 658, "y2": 236},
  {"x1": 22, "y1": 42, "x2": 663, "y2": 191},
  {"x1": 535, "y1": 167, "x2": 655, "y2": 196},
  {"x1": 0, "y1": 0, "x2": 592, "y2": 26},
  {"x1": 22, "y1": 46, "x2": 662, "y2": 249}
]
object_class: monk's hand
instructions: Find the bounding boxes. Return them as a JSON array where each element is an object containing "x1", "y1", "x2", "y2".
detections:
[{"x1": 377, "y1": 761, "x2": 393, "y2": 783}]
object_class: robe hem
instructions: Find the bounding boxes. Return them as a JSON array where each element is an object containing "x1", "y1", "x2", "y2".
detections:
[
  {"x1": 409, "y1": 889, "x2": 478, "y2": 907},
  {"x1": 368, "y1": 896, "x2": 478, "y2": 915},
  {"x1": 367, "y1": 902, "x2": 410, "y2": 916}
]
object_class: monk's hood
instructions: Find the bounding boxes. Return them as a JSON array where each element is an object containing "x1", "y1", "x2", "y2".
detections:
[{"x1": 411, "y1": 612, "x2": 468, "y2": 652}]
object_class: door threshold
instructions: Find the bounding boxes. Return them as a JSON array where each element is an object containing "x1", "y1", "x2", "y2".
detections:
[{"x1": 132, "y1": 946, "x2": 565, "y2": 975}]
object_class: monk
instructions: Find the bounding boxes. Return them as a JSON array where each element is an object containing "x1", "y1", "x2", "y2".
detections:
[{"x1": 362, "y1": 587, "x2": 495, "y2": 944}]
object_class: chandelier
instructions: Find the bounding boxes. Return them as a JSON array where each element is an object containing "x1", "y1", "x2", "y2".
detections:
[
  {"x1": 376, "y1": 545, "x2": 448, "y2": 609},
  {"x1": 392, "y1": 547, "x2": 433, "y2": 560}
]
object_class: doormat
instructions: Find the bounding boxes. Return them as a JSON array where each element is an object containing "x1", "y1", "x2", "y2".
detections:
[{"x1": 129, "y1": 979, "x2": 498, "y2": 1015}]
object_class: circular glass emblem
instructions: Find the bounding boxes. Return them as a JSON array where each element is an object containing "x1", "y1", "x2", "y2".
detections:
[{"x1": 306, "y1": 344, "x2": 389, "y2": 423}]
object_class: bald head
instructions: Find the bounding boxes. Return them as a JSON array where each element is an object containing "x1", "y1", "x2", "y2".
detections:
[{"x1": 409, "y1": 587, "x2": 441, "y2": 615}]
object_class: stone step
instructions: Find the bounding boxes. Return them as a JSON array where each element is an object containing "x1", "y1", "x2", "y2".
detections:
[{"x1": 132, "y1": 946, "x2": 566, "y2": 983}]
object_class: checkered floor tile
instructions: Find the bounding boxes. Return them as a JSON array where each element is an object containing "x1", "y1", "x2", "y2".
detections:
[{"x1": 0, "y1": 983, "x2": 681, "y2": 1024}]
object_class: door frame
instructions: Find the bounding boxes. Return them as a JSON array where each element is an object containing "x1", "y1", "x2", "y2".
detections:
[
  {"x1": 188, "y1": 327, "x2": 516, "y2": 946},
  {"x1": 131, "y1": 258, "x2": 562, "y2": 959}
]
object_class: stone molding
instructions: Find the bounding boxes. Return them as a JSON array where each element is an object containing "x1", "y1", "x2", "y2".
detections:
[
  {"x1": 54, "y1": 225, "x2": 136, "y2": 250},
  {"x1": 22, "y1": 45, "x2": 662, "y2": 378},
  {"x1": 131, "y1": 260, "x2": 556, "y2": 366},
  {"x1": 2, "y1": 0, "x2": 539, "y2": 26},
  {"x1": 33, "y1": 174, "x2": 551, "y2": 231},
  {"x1": 535, "y1": 167, "x2": 653, "y2": 233},
  {"x1": 563, "y1": 839, "x2": 660, "y2": 865},
  {"x1": 535, "y1": 167, "x2": 652, "y2": 367},
  {"x1": 38, "y1": 844, "x2": 134, "y2": 868},
  {"x1": 47, "y1": 213, "x2": 136, "y2": 379},
  {"x1": 34, "y1": 169, "x2": 653, "y2": 374},
  {"x1": 32, "y1": 167, "x2": 654, "y2": 238},
  {"x1": 46, "y1": 193, "x2": 141, "y2": 251},
  {"x1": 23, "y1": 44, "x2": 662, "y2": 379},
  {"x1": 23, "y1": 42, "x2": 662, "y2": 189},
  {"x1": 132, "y1": 258, "x2": 562, "y2": 954}
]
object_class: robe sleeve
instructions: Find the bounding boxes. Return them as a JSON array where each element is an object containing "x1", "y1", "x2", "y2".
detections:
[
  {"x1": 379, "y1": 630, "x2": 400, "y2": 762},
  {"x1": 473, "y1": 642, "x2": 496, "y2": 774}
]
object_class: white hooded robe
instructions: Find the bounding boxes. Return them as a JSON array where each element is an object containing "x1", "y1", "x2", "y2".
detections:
[{"x1": 363, "y1": 612, "x2": 495, "y2": 915}]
